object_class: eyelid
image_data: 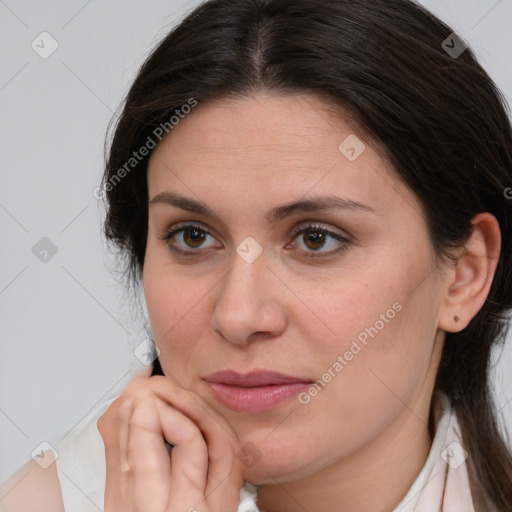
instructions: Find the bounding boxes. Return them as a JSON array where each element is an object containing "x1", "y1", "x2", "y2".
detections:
[{"x1": 290, "y1": 220, "x2": 351, "y2": 241}]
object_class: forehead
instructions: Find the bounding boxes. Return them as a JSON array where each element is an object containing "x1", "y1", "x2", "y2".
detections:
[
  {"x1": 151, "y1": 92, "x2": 361, "y2": 157},
  {"x1": 146, "y1": 92, "x2": 412, "y2": 214}
]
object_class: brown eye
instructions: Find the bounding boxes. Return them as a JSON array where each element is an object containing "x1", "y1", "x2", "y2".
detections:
[
  {"x1": 301, "y1": 229, "x2": 328, "y2": 251},
  {"x1": 159, "y1": 221, "x2": 352, "y2": 260},
  {"x1": 160, "y1": 223, "x2": 220, "y2": 254},
  {"x1": 182, "y1": 227, "x2": 207, "y2": 248},
  {"x1": 290, "y1": 223, "x2": 352, "y2": 260}
]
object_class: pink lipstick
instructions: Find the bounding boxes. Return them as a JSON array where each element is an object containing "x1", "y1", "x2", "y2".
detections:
[{"x1": 203, "y1": 370, "x2": 313, "y2": 413}]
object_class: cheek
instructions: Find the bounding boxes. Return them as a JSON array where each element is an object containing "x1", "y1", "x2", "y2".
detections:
[
  {"x1": 142, "y1": 249, "x2": 211, "y2": 373},
  {"x1": 294, "y1": 259, "x2": 439, "y2": 420},
  {"x1": 295, "y1": 264, "x2": 404, "y2": 363}
]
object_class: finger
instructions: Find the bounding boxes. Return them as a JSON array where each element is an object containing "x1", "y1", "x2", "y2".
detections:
[
  {"x1": 123, "y1": 394, "x2": 171, "y2": 511},
  {"x1": 155, "y1": 399, "x2": 210, "y2": 510},
  {"x1": 116, "y1": 398, "x2": 133, "y2": 509},
  {"x1": 125, "y1": 393, "x2": 207, "y2": 511},
  {"x1": 149, "y1": 376, "x2": 239, "y2": 449},
  {"x1": 149, "y1": 377, "x2": 245, "y2": 510},
  {"x1": 119, "y1": 375, "x2": 244, "y2": 510},
  {"x1": 148, "y1": 377, "x2": 244, "y2": 493},
  {"x1": 98, "y1": 397, "x2": 133, "y2": 512},
  {"x1": 117, "y1": 399, "x2": 133, "y2": 472}
]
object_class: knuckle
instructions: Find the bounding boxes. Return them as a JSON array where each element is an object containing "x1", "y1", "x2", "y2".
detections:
[
  {"x1": 97, "y1": 404, "x2": 117, "y2": 437},
  {"x1": 116, "y1": 397, "x2": 135, "y2": 422},
  {"x1": 118, "y1": 379, "x2": 153, "y2": 405}
]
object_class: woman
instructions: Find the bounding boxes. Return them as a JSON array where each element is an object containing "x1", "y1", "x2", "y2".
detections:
[{"x1": 2, "y1": 0, "x2": 512, "y2": 510}]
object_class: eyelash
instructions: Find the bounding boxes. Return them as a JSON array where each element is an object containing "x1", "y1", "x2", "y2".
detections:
[{"x1": 159, "y1": 222, "x2": 352, "y2": 260}]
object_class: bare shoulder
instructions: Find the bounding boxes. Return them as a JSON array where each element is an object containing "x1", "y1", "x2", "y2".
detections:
[{"x1": 0, "y1": 458, "x2": 64, "y2": 512}]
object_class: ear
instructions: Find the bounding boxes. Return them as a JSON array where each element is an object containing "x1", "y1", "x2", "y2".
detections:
[{"x1": 438, "y1": 212, "x2": 501, "y2": 332}]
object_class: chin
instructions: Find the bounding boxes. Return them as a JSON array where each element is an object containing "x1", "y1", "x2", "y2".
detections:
[
  {"x1": 241, "y1": 457, "x2": 324, "y2": 485},
  {"x1": 236, "y1": 432, "x2": 325, "y2": 485}
]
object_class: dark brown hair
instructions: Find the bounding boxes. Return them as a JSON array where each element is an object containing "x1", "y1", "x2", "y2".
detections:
[{"x1": 102, "y1": 0, "x2": 512, "y2": 507}]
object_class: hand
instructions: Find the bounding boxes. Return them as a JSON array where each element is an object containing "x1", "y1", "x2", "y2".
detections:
[{"x1": 97, "y1": 368, "x2": 245, "y2": 512}]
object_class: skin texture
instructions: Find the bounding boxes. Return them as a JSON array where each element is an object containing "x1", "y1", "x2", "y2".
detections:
[
  {"x1": 1, "y1": 91, "x2": 499, "y2": 512},
  {"x1": 98, "y1": 371, "x2": 245, "y2": 512},
  {"x1": 139, "y1": 91, "x2": 500, "y2": 511}
]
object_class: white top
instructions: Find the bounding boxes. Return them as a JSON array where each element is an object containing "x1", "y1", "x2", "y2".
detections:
[{"x1": 53, "y1": 392, "x2": 476, "y2": 511}]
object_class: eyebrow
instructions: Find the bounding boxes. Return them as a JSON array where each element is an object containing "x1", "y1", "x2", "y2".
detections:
[{"x1": 149, "y1": 191, "x2": 376, "y2": 223}]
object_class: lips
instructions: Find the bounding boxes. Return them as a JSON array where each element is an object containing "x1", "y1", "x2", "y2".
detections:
[
  {"x1": 203, "y1": 370, "x2": 313, "y2": 412},
  {"x1": 204, "y1": 369, "x2": 312, "y2": 386}
]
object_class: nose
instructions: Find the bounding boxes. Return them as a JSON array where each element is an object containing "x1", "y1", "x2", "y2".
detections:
[{"x1": 209, "y1": 248, "x2": 288, "y2": 347}]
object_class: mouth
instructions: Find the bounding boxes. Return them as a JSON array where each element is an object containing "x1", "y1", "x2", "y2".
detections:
[{"x1": 203, "y1": 370, "x2": 313, "y2": 413}]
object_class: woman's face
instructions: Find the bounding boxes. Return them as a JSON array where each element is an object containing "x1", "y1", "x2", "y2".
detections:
[{"x1": 143, "y1": 92, "x2": 447, "y2": 483}]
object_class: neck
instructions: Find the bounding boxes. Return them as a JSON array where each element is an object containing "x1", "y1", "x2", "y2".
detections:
[{"x1": 255, "y1": 402, "x2": 434, "y2": 512}]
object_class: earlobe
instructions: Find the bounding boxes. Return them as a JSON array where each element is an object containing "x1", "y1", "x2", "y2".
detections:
[{"x1": 438, "y1": 212, "x2": 501, "y2": 333}]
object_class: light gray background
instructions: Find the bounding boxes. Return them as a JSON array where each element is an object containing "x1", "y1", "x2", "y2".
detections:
[{"x1": 1, "y1": 0, "x2": 511, "y2": 487}]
